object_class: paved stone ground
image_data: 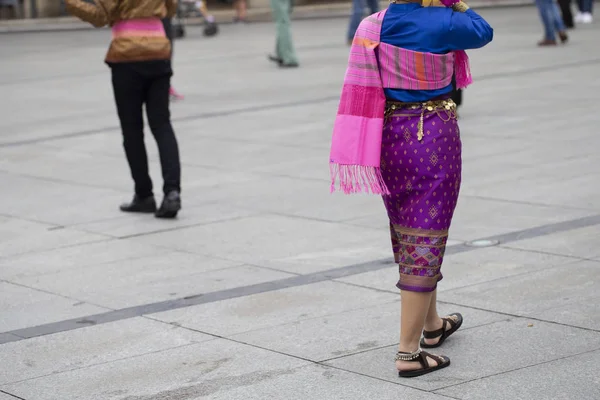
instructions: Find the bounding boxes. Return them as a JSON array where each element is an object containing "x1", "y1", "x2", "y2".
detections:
[{"x1": 1, "y1": 7, "x2": 600, "y2": 400}]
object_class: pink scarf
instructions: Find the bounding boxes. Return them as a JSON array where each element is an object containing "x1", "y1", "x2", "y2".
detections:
[{"x1": 329, "y1": 8, "x2": 472, "y2": 195}]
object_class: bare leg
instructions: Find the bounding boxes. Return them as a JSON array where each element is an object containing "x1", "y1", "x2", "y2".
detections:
[
  {"x1": 423, "y1": 289, "x2": 460, "y2": 346},
  {"x1": 396, "y1": 290, "x2": 440, "y2": 371},
  {"x1": 424, "y1": 289, "x2": 443, "y2": 333},
  {"x1": 235, "y1": 0, "x2": 248, "y2": 20}
]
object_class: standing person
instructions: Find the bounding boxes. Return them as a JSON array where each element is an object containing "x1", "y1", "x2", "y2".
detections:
[
  {"x1": 234, "y1": 0, "x2": 248, "y2": 22},
  {"x1": 162, "y1": 17, "x2": 185, "y2": 101},
  {"x1": 557, "y1": 0, "x2": 575, "y2": 28},
  {"x1": 65, "y1": 0, "x2": 183, "y2": 219},
  {"x1": 329, "y1": 0, "x2": 492, "y2": 377},
  {"x1": 347, "y1": 0, "x2": 379, "y2": 45},
  {"x1": 536, "y1": 0, "x2": 569, "y2": 45},
  {"x1": 268, "y1": 0, "x2": 299, "y2": 68},
  {"x1": 575, "y1": 0, "x2": 593, "y2": 23}
]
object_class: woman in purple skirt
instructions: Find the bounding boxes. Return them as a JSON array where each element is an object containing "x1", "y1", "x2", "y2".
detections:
[{"x1": 330, "y1": 0, "x2": 492, "y2": 377}]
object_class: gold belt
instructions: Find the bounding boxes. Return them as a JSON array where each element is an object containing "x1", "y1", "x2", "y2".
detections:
[{"x1": 384, "y1": 99, "x2": 457, "y2": 142}]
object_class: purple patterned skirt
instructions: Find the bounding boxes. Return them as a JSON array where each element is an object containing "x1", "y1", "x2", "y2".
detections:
[{"x1": 381, "y1": 99, "x2": 461, "y2": 293}]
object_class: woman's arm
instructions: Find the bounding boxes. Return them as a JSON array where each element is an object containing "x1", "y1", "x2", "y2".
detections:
[
  {"x1": 65, "y1": 0, "x2": 116, "y2": 28},
  {"x1": 445, "y1": 5, "x2": 494, "y2": 50}
]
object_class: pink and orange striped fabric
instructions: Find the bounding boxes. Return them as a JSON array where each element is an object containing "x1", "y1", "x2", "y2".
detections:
[{"x1": 111, "y1": 18, "x2": 166, "y2": 39}]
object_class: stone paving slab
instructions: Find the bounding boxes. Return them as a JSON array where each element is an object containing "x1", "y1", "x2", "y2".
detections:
[
  {"x1": 203, "y1": 363, "x2": 450, "y2": 400},
  {"x1": 0, "y1": 281, "x2": 109, "y2": 332},
  {"x1": 506, "y1": 224, "x2": 600, "y2": 259},
  {"x1": 0, "y1": 216, "x2": 108, "y2": 259},
  {"x1": 0, "y1": 171, "x2": 127, "y2": 226},
  {"x1": 326, "y1": 318, "x2": 600, "y2": 392},
  {"x1": 448, "y1": 196, "x2": 596, "y2": 241},
  {"x1": 437, "y1": 350, "x2": 600, "y2": 400},
  {"x1": 1, "y1": 339, "x2": 309, "y2": 400},
  {"x1": 230, "y1": 300, "x2": 507, "y2": 362},
  {"x1": 75, "y1": 202, "x2": 258, "y2": 239},
  {"x1": 0, "y1": 239, "x2": 165, "y2": 280},
  {"x1": 10, "y1": 256, "x2": 286, "y2": 310},
  {"x1": 0, "y1": 393, "x2": 20, "y2": 400},
  {"x1": 130, "y1": 214, "x2": 391, "y2": 266},
  {"x1": 152, "y1": 281, "x2": 396, "y2": 337},
  {"x1": 441, "y1": 259, "x2": 600, "y2": 330},
  {"x1": 253, "y1": 242, "x2": 398, "y2": 275},
  {"x1": 0, "y1": 317, "x2": 212, "y2": 385}
]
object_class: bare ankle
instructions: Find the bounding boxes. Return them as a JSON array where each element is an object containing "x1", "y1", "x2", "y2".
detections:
[{"x1": 424, "y1": 317, "x2": 443, "y2": 331}]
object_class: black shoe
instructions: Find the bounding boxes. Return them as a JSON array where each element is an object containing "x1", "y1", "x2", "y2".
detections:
[
  {"x1": 119, "y1": 195, "x2": 157, "y2": 213},
  {"x1": 268, "y1": 54, "x2": 299, "y2": 68},
  {"x1": 155, "y1": 191, "x2": 181, "y2": 219},
  {"x1": 268, "y1": 54, "x2": 283, "y2": 65},
  {"x1": 203, "y1": 22, "x2": 219, "y2": 37}
]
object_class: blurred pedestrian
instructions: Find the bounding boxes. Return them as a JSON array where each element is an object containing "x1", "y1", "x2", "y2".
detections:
[
  {"x1": 65, "y1": 0, "x2": 183, "y2": 219},
  {"x1": 347, "y1": 0, "x2": 379, "y2": 45},
  {"x1": 182, "y1": 0, "x2": 219, "y2": 36},
  {"x1": 535, "y1": 0, "x2": 569, "y2": 45},
  {"x1": 330, "y1": 0, "x2": 492, "y2": 377},
  {"x1": 268, "y1": 0, "x2": 299, "y2": 68},
  {"x1": 162, "y1": 17, "x2": 185, "y2": 101},
  {"x1": 234, "y1": 0, "x2": 248, "y2": 22},
  {"x1": 575, "y1": 0, "x2": 593, "y2": 23},
  {"x1": 557, "y1": 0, "x2": 575, "y2": 28}
]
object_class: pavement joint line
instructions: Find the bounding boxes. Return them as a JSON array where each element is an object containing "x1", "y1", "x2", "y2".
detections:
[
  {"x1": 0, "y1": 96, "x2": 339, "y2": 148},
  {"x1": 2, "y1": 213, "x2": 600, "y2": 345},
  {"x1": 0, "y1": 280, "x2": 114, "y2": 313},
  {"x1": 2, "y1": 56, "x2": 600, "y2": 149},
  {"x1": 313, "y1": 360, "x2": 441, "y2": 394},
  {"x1": 112, "y1": 213, "x2": 261, "y2": 240},
  {"x1": 0, "y1": 237, "x2": 114, "y2": 262},
  {"x1": 138, "y1": 321, "x2": 441, "y2": 395},
  {"x1": 431, "y1": 347, "x2": 600, "y2": 394},
  {"x1": 438, "y1": 300, "x2": 600, "y2": 334},
  {"x1": 0, "y1": 390, "x2": 27, "y2": 400},
  {"x1": 496, "y1": 244, "x2": 600, "y2": 263}
]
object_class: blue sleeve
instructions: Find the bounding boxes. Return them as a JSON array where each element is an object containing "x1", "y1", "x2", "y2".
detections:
[{"x1": 446, "y1": 9, "x2": 494, "y2": 51}]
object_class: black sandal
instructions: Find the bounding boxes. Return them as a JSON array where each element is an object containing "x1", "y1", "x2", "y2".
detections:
[
  {"x1": 420, "y1": 312, "x2": 463, "y2": 349},
  {"x1": 395, "y1": 349, "x2": 450, "y2": 378}
]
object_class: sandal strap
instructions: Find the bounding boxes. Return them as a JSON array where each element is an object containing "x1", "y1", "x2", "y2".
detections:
[
  {"x1": 423, "y1": 314, "x2": 459, "y2": 339},
  {"x1": 443, "y1": 314, "x2": 459, "y2": 329},
  {"x1": 421, "y1": 351, "x2": 445, "y2": 366},
  {"x1": 422, "y1": 322, "x2": 446, "y2": 339},
  {"x1": 416, "y1": 351, "x2": 429, "y2": 370}
]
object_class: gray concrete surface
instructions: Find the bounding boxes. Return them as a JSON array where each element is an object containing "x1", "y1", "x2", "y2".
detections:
[{"x1": 1, "y1": 7, "x2": 600, "y2": 400}]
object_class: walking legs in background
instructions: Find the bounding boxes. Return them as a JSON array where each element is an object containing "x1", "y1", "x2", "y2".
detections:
[
  {"x1": 536, "y1": 0, "x2": 569, "y2": 45},
  {"x1": 347, "y1": 0, "x2": 380, "y2": 44},
  {"x1": 557, "y1": 0, "x2": 575, "y2": 28},
  {"x1": 575, "y1": 0, "x2": 594, "y2": 23},
  {"x1": 269, "y1": 0, "x2": 299, "y2": 68},
  {"x1": 234, "y1": 0, "x2": 248, "y2": 23}
]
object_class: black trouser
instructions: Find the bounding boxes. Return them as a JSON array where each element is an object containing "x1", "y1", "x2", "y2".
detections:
[
  {"x1": 557, "y1": 0, "x2": 575, "y2": 28},
  {"x1": 451, "y1": 77, "x2": 462, "y2": 107},
  {"x1": 110, "y1": 61, "x2": 181, "y2": 198}
]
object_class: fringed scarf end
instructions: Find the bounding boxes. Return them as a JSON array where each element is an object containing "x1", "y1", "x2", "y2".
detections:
[
  {"x1": 454, "y1": 50, "x2": 473, "y2": 89},
  {"x1": 330, "y1": 163, "x2": 390, "y2": 195}
]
